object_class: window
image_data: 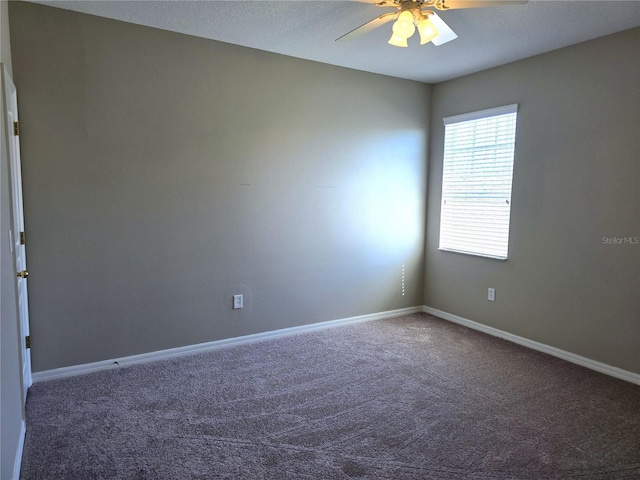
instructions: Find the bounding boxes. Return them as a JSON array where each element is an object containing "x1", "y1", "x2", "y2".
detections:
[{"x1": 438, "y1": 104, "x2": 518, "y2": 260}]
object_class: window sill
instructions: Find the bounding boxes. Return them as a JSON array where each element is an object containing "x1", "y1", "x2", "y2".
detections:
[{"x1": 438, "y1": 247, "x2": 508, "y2": 261}]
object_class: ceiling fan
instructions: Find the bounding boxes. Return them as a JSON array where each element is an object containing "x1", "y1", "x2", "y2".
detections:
[{"x1": 336, "y1": 0, "x2": 528, "y2": 47}]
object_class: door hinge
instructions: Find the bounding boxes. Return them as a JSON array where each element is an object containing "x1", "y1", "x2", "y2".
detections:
[
  {"x1": 25, "y1": 336, "x2": 31, "y2": 349},
  {"x1": 13, "y1": 121, "x2": 19, "y2": 136},
  {"x1": 20, "y1": 231, "x2": 26, "y2": 245}
]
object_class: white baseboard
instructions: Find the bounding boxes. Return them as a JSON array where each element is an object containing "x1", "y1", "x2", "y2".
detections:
[
  {"x1": 423, "y1": 306, "x2": 640, "y2": 386},
  {"x1": 12, "y1": 420, "x2": 26, "y2": 480},
  {"x1": 32, "y1": 306, "x2": 423, "y2": 383}
]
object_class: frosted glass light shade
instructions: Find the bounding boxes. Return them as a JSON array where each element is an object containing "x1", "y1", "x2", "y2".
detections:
[
  {"x1": 388, "y1": 33, "x2": 408, "y2": 47},
  {"x1": 418, "y1": 18, "x2": 439, "y2": 44},
  {"x1": 392, "y1": 11, "x2": 416, "y2": 39}
]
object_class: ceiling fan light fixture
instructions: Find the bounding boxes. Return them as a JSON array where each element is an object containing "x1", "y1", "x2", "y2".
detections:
[
  {"x1": 388, "y1": 33, "x2": 409, "y2": 47},
  {"x1": 418, "y1": 17, "x2": 439, "y2": 45},
  {"x1": 337, "y1": 0, "x2": 526, "y2": 47}
]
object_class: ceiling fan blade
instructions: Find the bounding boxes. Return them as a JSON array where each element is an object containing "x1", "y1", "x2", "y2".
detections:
[
  {"x1": 348, "y1": 0, "x2": 400, "y2": 5},
  {"x1": 434, "y1": 0, "x2": 528, "y2": 10},
  {"x1": 336, "y1": 12, "x2": 399, "y2": 42},
  {"x1": 428, "y1": 11, "x2": 458, "y2": 46}
]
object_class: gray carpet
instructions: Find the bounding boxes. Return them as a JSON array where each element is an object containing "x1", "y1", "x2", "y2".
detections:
[{"x1": 20, "y1": 313, "x2": 640, "y2": 479}]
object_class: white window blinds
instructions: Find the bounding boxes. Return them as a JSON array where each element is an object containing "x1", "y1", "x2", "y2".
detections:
[{"x1": 439, "y1": 104, "x2": 518, "y2": 260}]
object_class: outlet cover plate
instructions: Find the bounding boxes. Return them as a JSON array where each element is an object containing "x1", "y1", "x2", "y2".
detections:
[{"x1": 233, "y1": 294, "x2": 243, "y2": 309}]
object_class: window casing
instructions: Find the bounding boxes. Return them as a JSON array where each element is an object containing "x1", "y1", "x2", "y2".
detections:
[{"x1": 438, "y1": 104, "x2": 518, "y2": 260}]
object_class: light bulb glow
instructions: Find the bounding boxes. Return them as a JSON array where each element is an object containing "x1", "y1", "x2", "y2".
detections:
[{"x1": 418, "y1": 17, "x2": 439, "y2": 45}]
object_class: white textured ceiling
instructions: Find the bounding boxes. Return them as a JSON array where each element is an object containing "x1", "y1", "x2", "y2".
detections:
[{"x1": 29, "y1": 0, "x2": 640, "y2": 83}]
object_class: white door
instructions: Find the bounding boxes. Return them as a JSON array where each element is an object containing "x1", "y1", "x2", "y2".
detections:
[{"x1": 2, "y1": 65, "x2": 32, "y2": 400}]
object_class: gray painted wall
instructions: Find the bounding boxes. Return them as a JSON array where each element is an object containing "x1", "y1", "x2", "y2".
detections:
[
  {"x1": 0, "y1": 2, "x2": 10, "y2": 79},
  {"x1": 1, "y1": 1, "x2": 25, "y2": 478},
  {"x1": 9, "y1": 2, "x2": 429, "y2": 372},
  {"x1": 426, "y1": 28, "x2": 640, "y2": 374}
]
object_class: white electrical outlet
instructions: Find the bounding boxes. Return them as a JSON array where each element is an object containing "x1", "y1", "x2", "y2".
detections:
[
  {"x1": 488, "y1": 288, "x2": 495, "y2": 302},
  {"x1": 233, "y1": 294, "x2": 243, "y2": 309}
]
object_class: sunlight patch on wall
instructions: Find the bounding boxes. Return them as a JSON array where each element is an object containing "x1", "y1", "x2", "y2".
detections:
[{"x1": 347, "y1": 130, "x2": 426, "y2": 259}]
